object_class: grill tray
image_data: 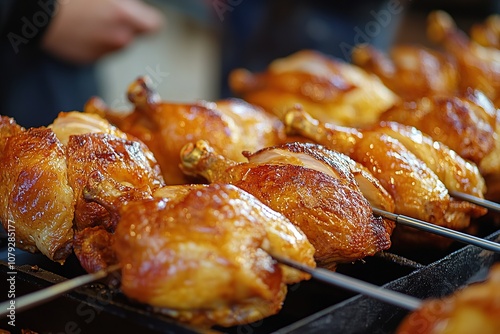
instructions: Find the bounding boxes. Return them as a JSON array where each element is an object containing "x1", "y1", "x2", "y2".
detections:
[{"x1": 1, "y1": 229, "x2": 499, "y2": 334}]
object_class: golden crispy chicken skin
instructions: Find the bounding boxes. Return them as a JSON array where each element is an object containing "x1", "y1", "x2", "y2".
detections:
[
  {"x1": 84, "y1": 76, "x2": 286, "y2": 184},
  {"x1": 229, "y1": 49, "x2": 399, "y2": 127},
  {"x1": 285, "y1": 108, "x2": 487, "y2": 248},
  {"x1": 352, "y1": 44, "x2": 459, "y2": 100},
  {"x1": 180, "y1": 140, "x2": 394, "y2": 269},
  {"x1": 112, "y1": 183, "x2": 315, "y2": 327},
  {"x1": 397, "y1": 264, "x2": 500, "y2": 334},
  {"x1": 0, "y1": 127, "x2": 74, "y2": 263},
  {"x1": 0, "y1": 116, "x2": 24, "y2": 139},
  {"x1": 66, "y1": 133, "x2": 165, "y2": 232},
  {"x1": 244, "y1": 141, "x2": 395, "y2": 213},
  {"x1": 380, "y1": 90, "x2": 498, "y2": 167}
]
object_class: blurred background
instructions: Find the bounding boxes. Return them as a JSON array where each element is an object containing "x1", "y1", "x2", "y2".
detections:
[
  {"x1": 2, "y1": 0, "x2": 499, "y2": 126},
  {"x1": 96, "y1": 0, "x2": 499, "y2": 109}
]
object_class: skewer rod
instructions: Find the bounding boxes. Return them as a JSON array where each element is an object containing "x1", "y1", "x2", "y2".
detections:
[
  {"x1": 372, "y1": 208, "x2": 500, "y2": 253},
  {"x1": 273, "y1": 254, "x2": 422, "y2": 311},
  {"x1": 449, "y1": 190, "x2": 500, "y2": 213},
  {"x1": 0, "y1": 264, "x2": 120, "y2": 317}
]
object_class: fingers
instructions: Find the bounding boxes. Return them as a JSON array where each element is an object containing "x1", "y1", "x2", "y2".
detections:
[{"x1": 118, "y1": 0, "x2": 165, "y2": 35}]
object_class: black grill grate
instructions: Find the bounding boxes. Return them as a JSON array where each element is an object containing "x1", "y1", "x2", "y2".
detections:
[{"x1": 0, "y1": 229, "x2": 499, "y2": 334}]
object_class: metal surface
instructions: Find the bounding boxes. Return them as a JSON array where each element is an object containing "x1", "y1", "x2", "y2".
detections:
[
  {"x1": 0, "y1": 230, "x2": 499, "y2": 334},
  {"x1": 271, "y1": 254, "x2": 422, "y2": 311},
  {"x1": 373, "y1": 207, "x2": 500, "y2": 253},
  {"x1": 450, "y1": 190, "x2": 500, "y2": 213},
  {"x1": 0, "y1": 264, "x2": 120, "y2": 317}
]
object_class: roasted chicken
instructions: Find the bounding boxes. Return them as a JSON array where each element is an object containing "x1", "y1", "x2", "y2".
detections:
[
  {"x1": 380, "y1": 90, "x2": 498, "y2": 168},
  {"x1": 85, "y1": 76, "x2": 286, "y2": 184},
  {"x1": 180, "y1": 140, "x2": 395, "y2": 269},
  {"x1": 397, "y1": 264, "x2": 500, "y2": 334},
  {"x1": 82, "y1": 180, "x2": 315, "y2": 327},
  {"x1": 0, "y1": 112, "x2": 165, "y2": 270},
  {"x1": 428, "y1": 10, "x2": 500, "y2": 107},
  {"x1": 0, "y1": 122, "x2": 75, "y2": 263},
  {"x1": 285, "y1": 108, "x2": 487, "y2": 248},
  {"x1": 352, "y1": 43, "x2": 459, "y2": 101},
  {"x1": 229, "y1": 49, "x2": 399, "y2": 128},
  {"x1": 380, "y1": 88, "x2": 500, "y2": 203}
]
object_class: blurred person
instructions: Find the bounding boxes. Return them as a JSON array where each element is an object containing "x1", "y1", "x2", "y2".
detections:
[
  {"x1": 216, "y1": 0, "x2": 409, "y2": 97},
  {"x1": 0, "y1": 0, "x2": 164, "y2": 128}
]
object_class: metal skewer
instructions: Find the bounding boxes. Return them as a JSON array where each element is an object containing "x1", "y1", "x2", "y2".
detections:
[
  {"x1": 272, "y1": 253, "x2": 422, "y2": 311},
  {"x1": 449, "y1": 190, "x2": 500, "y2": 213},
  {"x1": 372, "y1": 208, "x2": 500, "y2": 253},
  {"x1": 0, "y1": 264, "x2": 120, "y2": 317}
]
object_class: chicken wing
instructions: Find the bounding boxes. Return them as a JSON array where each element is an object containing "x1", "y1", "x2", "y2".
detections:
[
  {"x1": 352, "y1": 44, "x2": 459, "y2": 100},
  {"x1": 285, "y1": 108, "x2": 487, "y2": 248},
  {"x1": 85, "y1": 76, "x2": 286, "y2": 184},
  {"x1": 0, "y1": 125, "x2": 74, "y2": 263},
  {"x1": 397, "y1": 264, "x2": 500, "y2": 334},
  {"x1": 180, "y1": 140, "x2": 394, "y2": 269},
  {"x1": 229, "y1": 49, "x2": 399, "y2": 128}
]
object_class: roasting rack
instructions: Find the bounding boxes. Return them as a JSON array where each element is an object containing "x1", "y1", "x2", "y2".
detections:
[{"x1": 1, "y1": 225, "x2": 499, "y2": 334}]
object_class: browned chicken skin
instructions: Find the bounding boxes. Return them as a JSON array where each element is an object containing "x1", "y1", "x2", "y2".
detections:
[
  {"x1": 229, "y1": 49, "x2": 399, "y2": 128},
  {"x1": 82, "y1": 180, "x2": 315, "y2": 327},
  {"x1": 0, "y1": 112, "x2": 165, "y2": 269},
  {"x1": 85, "y1": 76, "x2": 286, "y2": 184},
  {"x1": 180, "y1": 140, "x2": 394, "y2": 269},
  {"x1": 380, "y1": 90, "x2": 498, "y2": 168},
  {"x1": 284, "y1": 108, "x2": 487, "y2": 248},
  {"x1": 397, "y1": 264, "x2": 500, "y2": 334},
  {"x1": 352, "y1": 43, "x2": 459, "y2": 100},
  {"x1": 0, "y1": 125, "x2": 75, "y2": 263},
  {"x1": 428, "y1": 10, "x2": 500, "y2": 107}
]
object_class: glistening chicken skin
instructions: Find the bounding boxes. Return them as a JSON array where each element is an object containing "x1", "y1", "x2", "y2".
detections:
[
  {"x1": 0, "y1": 112, "x2": 166, "y2": 269},
  {"x1": 83, "y1": 181, "x2": 316, "y2": 327},
  {"x1": 0, "y1": 124, "x2": 75, "y2": 263},
  {"x1": 84, "y1": 76, "x2": 286, "y2": 184},
  {"x1": 180, "y1": 140, "x2": 394, "y2": 269},
  {"x1": 229, "y1": 49, "x2": 399, "y2": 128},
  {"x1": 284, "y1": 108, "x2": 487, "y2": 249}
]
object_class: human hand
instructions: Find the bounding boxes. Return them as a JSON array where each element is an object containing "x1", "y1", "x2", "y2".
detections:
[{"x1": 42, "y1": 0, "x2": 164, "y2": 64}]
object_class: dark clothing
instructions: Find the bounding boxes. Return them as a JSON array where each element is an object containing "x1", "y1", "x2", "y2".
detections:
[
  {"x1": 217, "y1": 0, "x2": 407, "y2": 97},
  {"x1": 0, "y1": 0, "x2": 99, "y2": 128}
]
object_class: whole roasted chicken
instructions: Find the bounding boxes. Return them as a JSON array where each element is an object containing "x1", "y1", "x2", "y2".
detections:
[
  {"x1": 229, "y1": 49, "x2": 399, "y2": 128},
  {"x1": 284, "y1": 108, "x2": 487, "y2": 248},
  {"x1": 180, "y1": 140, "x2": 395, "y2": 269},
  {"x1": 83, "y1": 179, "x2": 315, "y2": 327},
  {"x1": 0, "y1": 112, "x2": 165, "y2": 269},
  {"x1": 0, "y1": 117, "x2": 74, "y2": 263},
  {"x1": 85, "y1": 76, "x2": 286, "y2": 184}
]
